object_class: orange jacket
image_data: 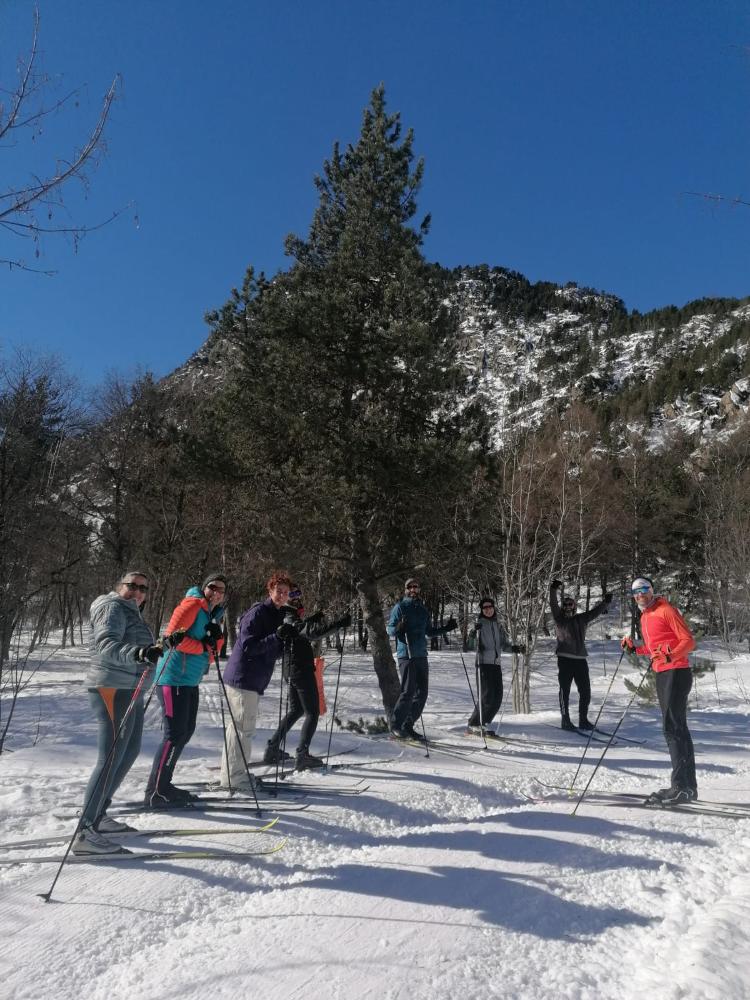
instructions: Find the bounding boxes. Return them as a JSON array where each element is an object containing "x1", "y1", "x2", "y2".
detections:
[{"x1": 635, "y1": 596, "x2": 695, "y2": 671}]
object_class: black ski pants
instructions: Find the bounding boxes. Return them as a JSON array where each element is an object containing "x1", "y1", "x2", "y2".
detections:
[
  {"x1": 557, "y1": 655, "x2": 591, "y2": 724},
  {"x1": 268, "y1": 670, "x2": 320, "y2": 755},
  {"x1": 655, "y1": 667, "x2": 697, "y2": 794},
  {"x1": 468, "y1": 663, "x2": 503, "y2": 727},
  {"x1": 146, "y1": 684, "x2": 200, "y2": 795},
  {"x1": 392, "y1": 656, "x2": 429, "y2": 731}
]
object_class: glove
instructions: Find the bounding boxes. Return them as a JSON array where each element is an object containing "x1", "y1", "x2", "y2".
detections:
[
  {"x1": 444, "y1": 617, "x2": 458, "y2": 632},
  {"x1": 203, "y1": 621, "x2": 223, "y2": 646},
  {"x1": 604, "y1": 593, "x2": 613, "y2": 604},
  {"x1": 651, "y1": 652, "x2": 672, "y2": 670},
  {"x1": 620, "y1": 636, "x2": 635, "y2": 652},
  {"x1": 511, "y1": 643, "x2": 526, "y2": 655},
  {"x1": 395, "y1": 619, "x2": 407, "y2": 635},
  {"x1": 277, "y1": 621, "x2": 302, "y2": 640},
  {"x1": 137, "y1": 643, "x2": 163, "y2": 665},
  {"x1": 473, "y1": 615, "x2": 483, "y2": 631},
  {"x1": 335, "y1": 611, "x2": 352, "y2": 630},
  {"x1": 163, "y1": 629, "x2": 186, "y2": 649},
  {"x1": 551, "y1": 580, "x2": 563, "y2": 590}
]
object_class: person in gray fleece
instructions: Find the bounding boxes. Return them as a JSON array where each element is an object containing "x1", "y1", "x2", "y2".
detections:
[
  {"x1": 549, "y1": 580, "x2": 612, "y2": 731},
  {"x1": 74, "y1": 570, "x2": 163, "y2": 855},
  {"x1": 468, "y1": 597, "x2": 525, "y2": 734}
]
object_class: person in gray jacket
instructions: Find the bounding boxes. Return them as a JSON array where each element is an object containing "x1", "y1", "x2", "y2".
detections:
[
  {"x1": 467, "y1": 597, "x2": 525, "y2": 735},
  {"x1": 549, "y1": 580, "x2": 612, "y2": 731},
  {"x1": 74, "y1": 570, "x2": 163, "y2": 856}
]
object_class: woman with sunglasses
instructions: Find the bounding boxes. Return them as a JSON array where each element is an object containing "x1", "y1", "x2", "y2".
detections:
[
  {"x1": 468, "y1": 598, "x2": 525, "y2": 736},
  {"x1": 144, "y1": 573, "x2": 228, "y2": 807},
  {"x1": 621, "y1": 576, "x2": 697, "y2": 805},
  {"x1": 76, "y1": 570, "x2": 163, "y2": 855}
]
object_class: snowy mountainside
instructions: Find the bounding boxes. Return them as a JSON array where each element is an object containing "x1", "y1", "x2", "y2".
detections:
[
  {"x1": 450, "y1": 266, "x2": 750, "y2": 445},
  {"x1": 166, "y1": 263, "x2": 750, "y2": 447}
]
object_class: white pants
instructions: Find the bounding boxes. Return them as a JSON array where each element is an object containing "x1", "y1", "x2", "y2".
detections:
[{"x1": 220, "y1": 685, "x2": 259, "y2": 787}]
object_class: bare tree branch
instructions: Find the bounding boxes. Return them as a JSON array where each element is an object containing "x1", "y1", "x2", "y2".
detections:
[{"x1": 0, "y1": 7, "x2": 122, "y2": 271}]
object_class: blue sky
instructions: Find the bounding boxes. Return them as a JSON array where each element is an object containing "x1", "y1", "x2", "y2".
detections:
[{"x1": 1, "y1": 0, "x2": 748, "y2": 386}]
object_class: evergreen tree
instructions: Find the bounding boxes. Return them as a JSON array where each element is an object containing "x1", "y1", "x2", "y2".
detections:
[{"x1": 211, "y1": 86, "x2": 489, "y2": 710}]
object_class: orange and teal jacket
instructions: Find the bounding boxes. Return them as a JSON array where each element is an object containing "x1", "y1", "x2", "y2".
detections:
[
  {"x1": 155, "y1": 586, "x2": 225, "y2": 686},
  {"x1": 635, "y1": 596, "x2": 695, "y2": 672}
]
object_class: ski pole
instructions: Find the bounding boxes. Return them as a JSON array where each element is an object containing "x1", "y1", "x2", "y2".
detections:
[
  {"x1": 419, "y1": 713, "x2": 430, "y2": 758},
  {"x1": 568, "y1": 648, "x2": 626, "y2": 790},
  {"x1": 571, "y1": 662, "x2": 651, "y2": 816},
  {"x1": 324, "y1": 626, "x2": 347, "y2": 767},
  {"x1": 211, "y1": 645, "x2": 261, "y2": 813}
]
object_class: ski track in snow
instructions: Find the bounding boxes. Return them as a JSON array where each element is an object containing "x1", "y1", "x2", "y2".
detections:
[{"x1": 1, "y1": 632, "x2": 750, "y2": 1000}]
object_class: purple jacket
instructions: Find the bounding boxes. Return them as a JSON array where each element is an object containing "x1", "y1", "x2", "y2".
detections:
[{"x1": 223, "y1": 598, "x2": 284, "y2": 693}]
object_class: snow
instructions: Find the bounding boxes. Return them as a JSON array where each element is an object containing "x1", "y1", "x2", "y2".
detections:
[{"x1": 2, "y1": 630, "x2": 750, "y2": 1000}]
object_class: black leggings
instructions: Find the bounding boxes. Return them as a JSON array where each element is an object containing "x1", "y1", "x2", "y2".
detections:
[
  {"x1": 468, "y1": 663, "x2": 503, "y2": 726},
  {"x1": 557, "y1": 656, "x2": 591, "y2": 723},
  {"x1": 146, "y1": 685, "x2": 199, "y2": 795},
  {"x1": 655, "y1": 667, "x2": 696, "y2": 793},
  {"x1": 269, "y1": 670, "x2": 320, "y2": 754}
]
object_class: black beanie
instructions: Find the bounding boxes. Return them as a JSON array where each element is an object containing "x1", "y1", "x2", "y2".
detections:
[{"x1": 201, "y1": 572, "x2": 228, "y2": 591}]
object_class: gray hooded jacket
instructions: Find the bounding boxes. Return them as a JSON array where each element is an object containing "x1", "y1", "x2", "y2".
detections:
[
  {"x1": 85, "y1": 591, "x2": 155, "y2": 689},
  {"x1": 475, "y1": 616, "x2": 514, "y2": 666}
]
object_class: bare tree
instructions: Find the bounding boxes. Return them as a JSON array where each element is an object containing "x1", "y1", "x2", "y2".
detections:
[{"x1": 0, "y1": 7, "x2": 120, "y2": 273}]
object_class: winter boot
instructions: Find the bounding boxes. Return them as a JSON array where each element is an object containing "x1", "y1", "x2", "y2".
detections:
[
  {"x1": 94, "y1": 815, "x2": 138, "y2": 834},
  {"x1": 561, "y1": 716, "x2": 577, "y2": 731},
  {"x1": 72, "y1": 826, "x2": 130, "y2": 856},
  {"x1": 144, "y1": 785, "x2": 189, "y2": 808},
  {"x1": 404, "y1": 725, "x2": 426, "y2": 742},
  {"x1": 295, "y1": 751, "x2": 325, "y2": 771},
  {"x1": 263, "y1": 743, "x2": 293, "y2": 765},
  {"x1": 167, "y1": 783, "x2": 198, "y2": 802},
  {"x1": 578, "y1": 718, "x2": 595, "y2": 731}
]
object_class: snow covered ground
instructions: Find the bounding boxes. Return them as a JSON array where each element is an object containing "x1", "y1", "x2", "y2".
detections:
[{"x1": 2, "y1": 628, "x2": 750, "y2": 1000}]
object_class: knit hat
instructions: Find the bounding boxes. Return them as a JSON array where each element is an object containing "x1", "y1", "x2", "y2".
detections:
[
  {"x1": 201, "y1": 572, "x2": 228, "y2": 592},
  {"x1": 404, "y1": 578, "x2": 420, "y2": 590}
]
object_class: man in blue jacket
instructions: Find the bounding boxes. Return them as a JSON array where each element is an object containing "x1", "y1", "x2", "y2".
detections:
[{"x1": 387, "y1": 578, "x2": 457, "y2": 739}]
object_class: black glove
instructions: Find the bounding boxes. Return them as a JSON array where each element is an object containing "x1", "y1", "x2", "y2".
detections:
[
  {"x1": 551, "y1": 580, "x2": 563, "y2": 590},
  {"x1": 277, "y1": 621, "x2": 302, "y2": 640},
  {"x1": 395, "y1": 619, "x2": 407, "y2": 635},
  {"x1": 336, "y1": 611, "x2": 352, "y2": 630},
  {"x1": 604, "y1": 592, "x2": 613, "y2": 604},
  {"x1": 203, "y1": 621, "x2": 223, "y2": 646},
  {"x1": 163, "y1": 629, "x2": 186, "y2": 649},
  {"x1": 137, "y1": 643, "x2": 163, "y2": 665},
  {"x1": 511, "y1": 643, "x2": 526, "y2": 654},
  {"x1": 444, "y1": 617, "x2": 458, "y2": 632},
  {"x1": 474, "y1": 615, "x2": 483, "y2": 630}
]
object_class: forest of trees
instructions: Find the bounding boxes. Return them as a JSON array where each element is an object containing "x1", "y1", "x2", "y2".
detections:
[{"x1": 3, "y1": 86, "x2": 750, "y2": 732}]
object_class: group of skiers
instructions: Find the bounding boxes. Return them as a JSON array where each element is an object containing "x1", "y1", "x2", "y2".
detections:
[{"x1": 75, "y1": 566, "x2": 697, "y2": 856}]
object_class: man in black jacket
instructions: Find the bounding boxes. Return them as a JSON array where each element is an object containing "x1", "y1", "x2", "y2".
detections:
[{"x1": 549, "y1": 581, "x2": 612, "y2": 730}]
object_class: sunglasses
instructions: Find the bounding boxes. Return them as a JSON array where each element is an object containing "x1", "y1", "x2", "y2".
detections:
[
  {"x1": 206, "y1": 583, "x2": 226, "y2": 593},
  {"x1": 631, "y1": 586, "x2": 652, "y2": 595},
  {"x1": 481, "y1": 604, "x2": 494, "y2": 610},
  {"x1": 123, "y1": 582, "x2": 148, "y2": 593}
]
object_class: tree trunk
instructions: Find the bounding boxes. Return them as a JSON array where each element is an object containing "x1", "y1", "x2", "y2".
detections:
[{"x1": 352, "y1": 532, "x2": 400, "y2": 713}]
